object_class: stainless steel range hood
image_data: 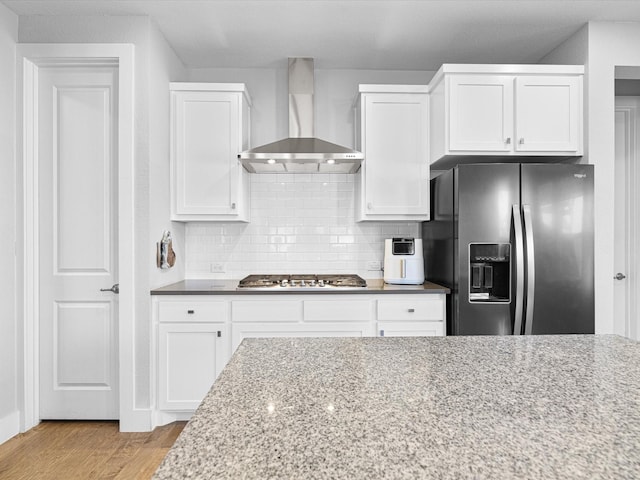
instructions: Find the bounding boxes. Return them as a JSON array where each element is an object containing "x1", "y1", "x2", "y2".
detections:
[{"x1": 238, "y1": 58, "x2": 364, "y2": 173}]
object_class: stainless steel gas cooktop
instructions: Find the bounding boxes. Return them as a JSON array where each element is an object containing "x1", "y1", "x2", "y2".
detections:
[{"x1": 237, "y1": 274, "x2": 367, "y2": 290}]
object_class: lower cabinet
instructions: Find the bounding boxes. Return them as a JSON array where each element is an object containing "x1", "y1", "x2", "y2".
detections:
[
  {"x1": 158, "y1": 323, "x2": 229, "y2": 411},
  {"x1": 153, "y1": 293, "x2": 445, "y2": 423}
]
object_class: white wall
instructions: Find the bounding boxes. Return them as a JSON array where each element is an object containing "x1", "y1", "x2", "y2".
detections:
[
  {"x1": 542, "y1": 22, "x2": 640, "y2": 334},
  {"x1": 148, "y1": 21, "x2": 187, "y2": 288},
  {"x1": 0, "y1": 2, "x2": 18, "y2": 445},
  {"x1": 146, "y1": 21, "x2": 188, "y2": 409},
  {"x1": 185, "y1": 66, "x2": 433, "y2": 280}
]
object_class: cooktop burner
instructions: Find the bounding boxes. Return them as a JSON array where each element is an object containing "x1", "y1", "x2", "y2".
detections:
[{"x1": 237, "y1": 274, "x2": 367, "y2": 290}]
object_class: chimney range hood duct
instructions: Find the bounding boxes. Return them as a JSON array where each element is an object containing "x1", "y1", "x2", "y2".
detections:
[{"x1": 238, "y1": 58, "x2": 364, "y2": 173}]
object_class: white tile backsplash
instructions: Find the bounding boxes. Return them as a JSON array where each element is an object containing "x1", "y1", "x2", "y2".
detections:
[{"x1": 184, "y1": 174, "x2": 420, "y2": 279}]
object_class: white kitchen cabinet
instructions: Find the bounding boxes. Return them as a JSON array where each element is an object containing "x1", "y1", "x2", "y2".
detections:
[
  {"x1": 514, "y1": 75, "x2": 581, "y2": 153},
  {"x1": 158, "y1": 322, "x2": 229, "y2": 411},
  {"x1": 170, "y1": 83, "x2": 251, "y2": 222},
  {"x1": 376, "y1": 297, "x2": 445, "y2": 337},
  {"x1": 156, "y1": 299, "x2": 230, "y2": 414},
  {"x1": 355, "y1": 85, "x2": 430, "y2": 221},
  {"x1": 447, "y1": 75, "x2": 514, "y2": 153},
  {"x1": 152, "y1": 292, "x2": 445, "y2": 424},
  {"x1": 429, "y1": 65, "x2": 583, "y2": 165},
  {"x1": 230, "y1": 297, "x2": 373, "y2": 351}
]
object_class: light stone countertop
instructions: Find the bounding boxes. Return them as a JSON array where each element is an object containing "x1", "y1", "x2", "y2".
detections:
[
  {"x1": 150, "y1": 279, "x2": 450, "y2": 295},
  {"x1": 153, "y1": 334, "x2": 640, "y2": 479}
]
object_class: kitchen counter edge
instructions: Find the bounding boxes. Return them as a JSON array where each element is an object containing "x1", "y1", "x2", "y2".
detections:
[{"x1": 150, "y1": 279, "x2": 450, "y2": 295}]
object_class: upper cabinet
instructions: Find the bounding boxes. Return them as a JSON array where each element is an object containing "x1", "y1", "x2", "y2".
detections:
[
  {"x1": 170, "y1": 83, "x2": 251, "y2": 222},
  {"x1": 355, "y1": 85, "x2": 430, "y2": 222},
  {"x1": 429, "y1": 65, "x2": 583, "y2": 166}
]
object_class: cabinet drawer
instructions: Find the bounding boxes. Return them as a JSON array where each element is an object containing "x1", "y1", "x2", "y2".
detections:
[
  {"x1": 158, "y1": 301, "x2": 228, "y2": 323},
  {"x1": 377, "y1": 321, "x2": 444, "y2": 337},
  {"x1": 304, "y1": 300, "x2": 371, "y2": 322},
  {"x1": 232, "y1": 300, "x2": 303, "y2": 322},
  {"x1": 377, "y1": 298, "x2": 444, "y2": 321}
]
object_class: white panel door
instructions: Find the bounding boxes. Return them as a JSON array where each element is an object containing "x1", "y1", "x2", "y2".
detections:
[
  {"x1": 448, "y1": 75, "x2": 514, "y2": 152},
  {"x1": 515, "y1": 75, "x2": 580, "y2": 152},
  {"x1": 39, "y1": 66, "x2": 119, "y2": 419},
  {"x1": 173, "y1": 90, "x2": 239, "y2": 215},
  {"x1": 363, "y1": 92, "x2": 429, "y2": 216},
  {"x1": 614, "y1": 98, "x2": 639, "y2": 340}
]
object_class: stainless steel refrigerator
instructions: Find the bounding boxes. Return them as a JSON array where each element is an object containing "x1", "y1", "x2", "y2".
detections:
[{"x1": 422, "y1": 163, "x2": 594, "y2": 335}]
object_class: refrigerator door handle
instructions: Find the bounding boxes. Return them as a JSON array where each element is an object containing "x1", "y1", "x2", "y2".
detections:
[
  {"x1": 522, "y1": 204, "x2": 535, "y2": 335},
  {"x1": 512, "y1": 204, "x2": 525, "y2": 335}
]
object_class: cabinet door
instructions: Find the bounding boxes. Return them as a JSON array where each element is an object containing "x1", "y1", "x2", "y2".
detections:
[
  {"x1": 448, "y1": 75, "x2": 514, "y2": 152},
  {"x1": 172, "y1": 90, "x2": 240, "y2": 216},
  {"x1": 362, "y1": 93, "x2": 429, "y2": 217},
  {"x1": 377, "y1": 321, "x2": 444, "y2": 337},
  {"x1": 515, "y1": 76, "x2": 581, "y2": 153},
  {"x1": 231, "y1": 322, "x2": 373, "y2": 352},
  {"x1": 158, "y1": 323, "x2": 229, "y2": 411}
]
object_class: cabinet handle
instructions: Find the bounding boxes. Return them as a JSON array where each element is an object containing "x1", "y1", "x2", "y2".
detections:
[
  {"x1": 187, "y1": 310, "x2": 194, "y2": 314},
  {"x1": 408, "y1": 308, "x2": 415, "y2": 313},
  {"x1": 505, "y1": 137, "x2": 511, "y2": 145},
  {"x1": 519, "y1": 138, "x2": 525, "y2": 145},
  {"x1": 217, "y1": 331, "x2": 222, "y2": 337},
  {"x1": 380, "y1": 329, "x2": 385, "y2": 337},
  {"x1": 231, "y1": 202, "x2": 236, "y2": 210}
]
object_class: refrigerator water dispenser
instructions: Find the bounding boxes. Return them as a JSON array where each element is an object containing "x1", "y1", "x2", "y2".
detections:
[{"x1": 468, "y1": 243, "x2": 510, "y2": 302}]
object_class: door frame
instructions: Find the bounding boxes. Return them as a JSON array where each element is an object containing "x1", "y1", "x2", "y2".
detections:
[
  {"x1": 18, "y1": 44, "x2": 137, "y2": 431},
  {"x1": 614, "y1": 97, "x2": 640, "y2": 340}
]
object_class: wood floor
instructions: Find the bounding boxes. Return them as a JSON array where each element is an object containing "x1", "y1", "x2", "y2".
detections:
[{"x1": 0, "y1": 421, "x2": 186, "y2": 480}]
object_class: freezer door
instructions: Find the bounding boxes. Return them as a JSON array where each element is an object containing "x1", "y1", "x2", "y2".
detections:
[
  {"x1": 456, "y1": 163, "x2": 520, "y2": 335},
  {"x1": 520, "y1": 164, "x2": 594, "y2": 334}
]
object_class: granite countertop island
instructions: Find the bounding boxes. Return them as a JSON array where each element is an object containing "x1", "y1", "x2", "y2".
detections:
[{"x1": 153, "y1": 335, "x2": 640, "y2": 479}]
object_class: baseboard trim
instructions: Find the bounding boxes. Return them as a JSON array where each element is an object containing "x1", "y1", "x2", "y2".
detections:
[
  {"x1": 0, "y1": 411, "x2": 21, "y2": 445},
  {"x1": 153, "y1": 410, "x2": 193, "y2": 428},
  {"x1": 119, "y1": 408, "x2": 153, "y2": 432}
]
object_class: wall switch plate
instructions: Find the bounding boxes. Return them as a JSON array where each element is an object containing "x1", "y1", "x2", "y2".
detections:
[
  {"x1": 367, "y1": 261, "x2": 382, "y2": 271},
  {"x1": 211, "y1": 263, "x2": 225, "y2": 273}
]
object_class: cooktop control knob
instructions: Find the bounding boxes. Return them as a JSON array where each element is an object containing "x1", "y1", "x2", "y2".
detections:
[{"x1": 318, "y1": 280, "x2": 325, "y2": 287}]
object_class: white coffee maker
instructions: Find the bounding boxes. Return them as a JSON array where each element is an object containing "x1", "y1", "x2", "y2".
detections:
[{"x1": 383, "y1": 238, "x2": 425, "y2": 285}]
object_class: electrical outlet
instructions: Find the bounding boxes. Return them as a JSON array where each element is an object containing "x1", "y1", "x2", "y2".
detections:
[
  {"x1": 367, "y1": 261, "x2": 381, "y2": 271},
  {"x1": 210, "y1": 263, "x2": 225, "y2": 273}
]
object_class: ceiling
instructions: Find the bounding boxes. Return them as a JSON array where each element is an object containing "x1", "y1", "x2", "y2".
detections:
[{"x1": 4, "y1": 0, "x2": 640, "y2": 70}]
